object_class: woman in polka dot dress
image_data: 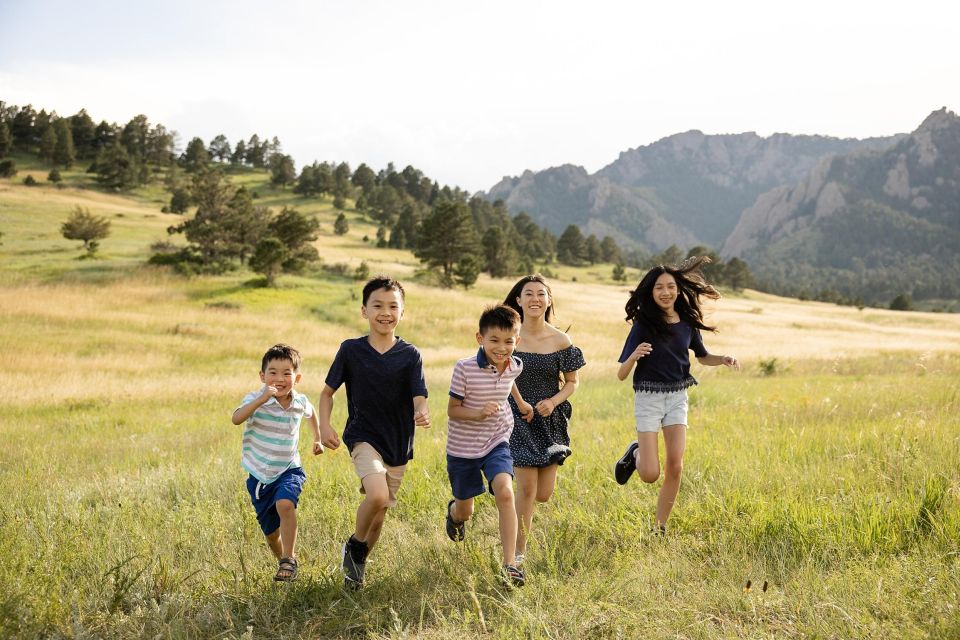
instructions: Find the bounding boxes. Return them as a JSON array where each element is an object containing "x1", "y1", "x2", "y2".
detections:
[{"x1": 503, "y1": 275, "x2": 585, "y2": 569}]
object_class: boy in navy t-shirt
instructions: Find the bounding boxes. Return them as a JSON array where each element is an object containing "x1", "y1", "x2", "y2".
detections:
[{"x1": 316, "y1": 276, "x2": 430, "y2": 589}]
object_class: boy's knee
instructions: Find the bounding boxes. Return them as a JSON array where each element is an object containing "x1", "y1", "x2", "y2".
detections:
[
  {"x1": 266, "y1": 529, "x2": 280, "y2": 543},
  {"x1": 362, "y1": 475, "x2": 392, "y2": 510},
  {"x1": 275, "y1": 499, "x2": 296, "y2": 516},
  {"x1": 492, "y1": 477, "x2": 515, "y2": 505}
]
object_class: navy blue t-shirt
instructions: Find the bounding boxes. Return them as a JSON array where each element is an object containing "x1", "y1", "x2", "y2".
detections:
[
  {"x1": 617, "y1": 320, "x2": 709, "y2": 392},
  {"x1": 325, "y1": 336, "x2": 429, "y2": 466}
]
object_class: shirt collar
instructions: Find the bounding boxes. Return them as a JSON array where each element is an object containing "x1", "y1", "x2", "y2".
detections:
[
  {"x1": 263, "y1": 390, "x2": 302, "y2": 407},
  {"x1": 475, "y1": 347, "x2": 516, "y2": 372}
]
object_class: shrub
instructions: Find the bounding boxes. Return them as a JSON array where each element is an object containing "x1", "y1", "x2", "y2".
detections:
[
  {"x1": 23, "y1": 175, "x2": 38, "y2": 186},
  {"x1": 0, "y1": 159, "x2": 16, "y2": 178},
  {"x1": 758, "y1": 357, "x2": 782, "y2": 376}
]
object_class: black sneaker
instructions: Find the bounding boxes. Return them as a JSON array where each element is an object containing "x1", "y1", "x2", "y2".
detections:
[
  {"x1": 502, "y1": 564, "x2": 525, "y2": 587},
  {"x1": 445, "y1": 499, "x2": 465, "y2": 542},
  {"x1": 614, "y1": 442, "x2": 639, "y2": 485},
  {"x1": 341, "y1": 537, "x2": 367, "y2": 588}
]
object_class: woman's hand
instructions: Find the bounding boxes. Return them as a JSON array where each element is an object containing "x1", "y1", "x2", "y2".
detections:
[{"x1": 535, "y1": 398, "x2": 557, "y2": 417}]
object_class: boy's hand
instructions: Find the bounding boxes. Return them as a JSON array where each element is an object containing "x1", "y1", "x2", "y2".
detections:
[
  {"x1": 518, "y1": 399, "x2": 535, "y2": 423},
  {"x1": 414, "y1": 406, "x2": 431, "y2": 428},
  {"x1": 631, "y1": 342, "x2": 653, "y2": 361},
  {"x1": 476, "y1": 401, "x2": 500, "y2": 420},
  {"x1": 319, "y1": 425, "x2": 340, "y2": 450},
  {"x1": 312, "y1": 440, "x2": 324, "y2": 455},
  {"x1": 259, "y1": 384, "x2": 279, "y2": 401},
  {"x1": 722, "y1": 355, "x2": 741, "y2": 371}
]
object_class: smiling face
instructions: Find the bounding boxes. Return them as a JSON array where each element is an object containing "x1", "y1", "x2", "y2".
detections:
[
  {"x1": 476, "y1": 326, "x2": 520, "y2": 372},
  {"x1": 517, "y1": 281, "x2": 551, "y2": 320},
  {"x1": 259, "y1": 357, "x2": 301, "y2": 399},
  {"x1": 362, "y1": 287, "x2": 404, "y2": 337},
  {"x1": 652, "y1": 272, "x2": 679, "y2": 314}
]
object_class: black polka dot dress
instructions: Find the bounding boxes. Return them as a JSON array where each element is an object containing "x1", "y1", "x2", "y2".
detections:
[{"x1": 508, "y1": 346, "x2": 586, "y2": 467}]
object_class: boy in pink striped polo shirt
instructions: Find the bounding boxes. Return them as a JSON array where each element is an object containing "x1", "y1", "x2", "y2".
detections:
[{"x1": 445, "y1": 305, "x2": 534, "y2": 587}]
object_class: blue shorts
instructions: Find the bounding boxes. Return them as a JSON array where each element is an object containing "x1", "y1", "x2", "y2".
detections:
[
  {"x1": 246, "y1": 466, "x2": 306, "y2": 536},
  {"x1": 447, "y1": 442, "x2": 514, "y2": 500}
]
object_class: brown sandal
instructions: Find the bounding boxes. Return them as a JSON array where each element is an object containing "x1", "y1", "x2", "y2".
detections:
[{"x1": 274, "y1": 557, "x2": 298, "y2": 582}]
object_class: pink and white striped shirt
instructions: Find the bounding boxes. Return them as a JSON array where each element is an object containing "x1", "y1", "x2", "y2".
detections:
[{"x1": 446, "y1": 348, "x2": 523, "y2": 459}]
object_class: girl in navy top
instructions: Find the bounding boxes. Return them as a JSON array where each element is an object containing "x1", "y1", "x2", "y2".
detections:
[{"x1": 613, "y1": 257, "x2": 740, "y2": 534}]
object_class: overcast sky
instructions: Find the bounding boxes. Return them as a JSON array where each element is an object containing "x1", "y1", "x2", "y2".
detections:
[{"x1": 2, "y1": 0, "x2": 958, "y2": 192}]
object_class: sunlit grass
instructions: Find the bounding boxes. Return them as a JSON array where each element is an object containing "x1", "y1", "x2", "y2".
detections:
[{"x1": 2, "y1": 170, "x2": 960, "y2": 638}]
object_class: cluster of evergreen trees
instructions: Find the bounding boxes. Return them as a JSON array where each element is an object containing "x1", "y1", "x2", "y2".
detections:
[{"x1": 6, "y1": 99, "x2": 757, "y2": 293}]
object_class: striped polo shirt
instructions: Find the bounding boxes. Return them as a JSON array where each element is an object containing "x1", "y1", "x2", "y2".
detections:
[
  {"x1": 446, "y1": 348, "x2": 523, "y2": 459},
  {"x1": 237, "y1": 390, "x2": 315, "y2": 484}
]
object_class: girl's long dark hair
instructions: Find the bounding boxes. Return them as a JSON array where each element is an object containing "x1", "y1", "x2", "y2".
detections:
[
  {"x1": 504, "y1": 274, "x2": 554, "y2": 323},
  {"x1": 625, "y1": 256, "x2": 720, "y2": 337}
]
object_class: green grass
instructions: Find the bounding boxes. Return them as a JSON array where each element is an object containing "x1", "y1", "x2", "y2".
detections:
[{"x1": 1, "y1": 168, "x2": 960, "y2": 638}]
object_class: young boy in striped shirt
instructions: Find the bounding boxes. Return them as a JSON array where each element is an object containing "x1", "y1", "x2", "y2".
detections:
[
  {"x1": 231, "y1": 344, "x2": 323, "y2": 582},
  {"x1": 445, "y1": 305, "x2": 534, "y2": 587}
]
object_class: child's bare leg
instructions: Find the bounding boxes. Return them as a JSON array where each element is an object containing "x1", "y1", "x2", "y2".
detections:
[
  {"x1": 535, "y1": 464, "x2": 559, "y2": 503},
  {"x1": 491, "y1": 473, "x2": 518, "y2": 566},
  {"x1": 265, "y1": 529, "x2": 283, "y2": 559},
  {"x1": 514, "y1": 464, "x2": 559, "y2": 555},
  {"x1": 276, "y1": 499, "x2": 298, "y2": 559},
  {"x1": 513, "y1": 467, "x2": 537, "y2": 555},
  {"x1": 450, "y1": 496, "x2": 474, "y2": 523},
  {"x1": 354, "y1": 474, "x2": 390, "y2": 552},
  {"x1": 635, "y1": 432, "x2": 661, "y2": 483},
  {"x1": 656, "y1": 424, "x2": 686, "y2": 527}
]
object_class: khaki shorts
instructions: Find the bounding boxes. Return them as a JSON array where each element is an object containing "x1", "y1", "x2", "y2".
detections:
[{"x1": 351, "y1": 441, "x2": 407, "y2": 507}]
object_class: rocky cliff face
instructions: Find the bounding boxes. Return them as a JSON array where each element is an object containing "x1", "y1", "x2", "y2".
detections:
[
  {"x1": 722, "y1": 108, "x2": 960, "y2": 258},
  {"x1": 485, "y1": 130, "x2": 902, "y2": 250},
  {"x1": 486, "y1": 164, "x2": 698, "y2": 252}
]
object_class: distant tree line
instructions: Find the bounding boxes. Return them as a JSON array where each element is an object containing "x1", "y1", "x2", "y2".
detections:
[{"x1": 2, "y1": 98, "x2": 638, "y2": 289}]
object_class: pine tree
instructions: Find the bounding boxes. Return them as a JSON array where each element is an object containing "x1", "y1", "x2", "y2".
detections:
[
  {"x1": 557, "y1": 225, "x2": 585, "y2": 265},
  {"x1": 61, "y1": 206, "x2": 111, "y2": 255},
  {"x1": 69, "y1": 109, "x2": 97, "y2": 159},
  {"x1": 39, "y1": 126, "x2": 57, "y2": 162},
  {"x1": 415, "y1": 201, "x2": 480, "y2": 284},
  {"x1": 52, "y1": 119, "x2": 76, "y2": 167},
  {"x1": 250, "y1": 237, "x2": 287, "y2": 287},
  {"x1": 180, "y1": 137, "x2": 211, "y2": 173},
  {"x1": 454, "y1": 255, "x2": 480, "y2": 289},
  {"x1": 208, "y1": 134, "x2": 232, "y2": 162},
  {"x1": 269, "y1": 154, "x2": 296, "y2": 187},
  {"x1": 95, "y1": 143, "x2": 137, "y2": 190},
  {"x1": 0, "y1": 121, "x2": 13, "y2": 158},
  {"x1": 334, "y1": 212, "x2": 349, "y2": 235}
]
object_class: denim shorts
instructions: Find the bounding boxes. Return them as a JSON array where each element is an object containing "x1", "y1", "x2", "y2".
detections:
[
  {"x1": 246, "y1": 466, "x2": 306, "y2": 536},
  {"x1": 447, "y1": 442, "x2": 514, "y2": 500},
  {"x1": 633, "y1": 389, "x2": 688, "y2": 432}
]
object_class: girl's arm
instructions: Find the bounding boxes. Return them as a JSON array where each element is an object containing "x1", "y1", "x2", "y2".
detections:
[
  {"x1": 696, "y1": 354, "x2": 740, "y2": 370},
  {"x1": 511, "y1": 382, "x2": 535, "y2": 422},
  {"x1": 617, "y1": 342, "x2": 653, "y2": 380},
  {"x1": 537, "y1": 370, "x2": 579, "y2": 416},
  {"x1": 316, "y1": 385, "x2": 341, "y2": 448}
]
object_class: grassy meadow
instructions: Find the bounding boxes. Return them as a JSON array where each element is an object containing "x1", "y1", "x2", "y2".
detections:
[{"x1": 1, "y1": 166, "x2": 959, "y2": 639}]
